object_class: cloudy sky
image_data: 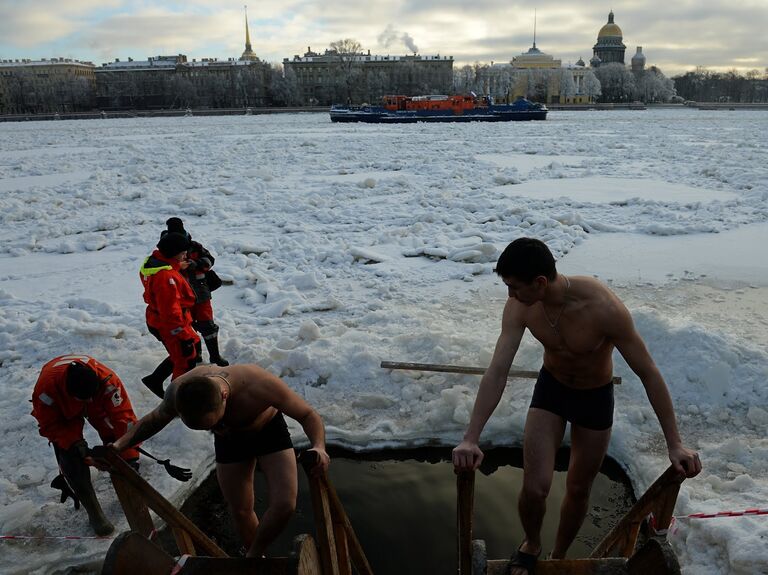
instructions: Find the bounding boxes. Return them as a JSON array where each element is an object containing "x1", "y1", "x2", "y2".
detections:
[{"x1": 0, "y1": 0, "x2": 765, "y2": 77}]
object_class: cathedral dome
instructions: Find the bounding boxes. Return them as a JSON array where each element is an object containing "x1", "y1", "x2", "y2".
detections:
[{"x1": 598, "y1": 11, "x2": 623, "y2": 38}]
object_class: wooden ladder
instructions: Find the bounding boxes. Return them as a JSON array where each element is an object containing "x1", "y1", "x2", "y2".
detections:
[
  {"x1": 98, "y1": 447, "x2": 373, "y2": 575},
  {"x1": 457, "y1": 465, "x2": 684, "y2": 575}
]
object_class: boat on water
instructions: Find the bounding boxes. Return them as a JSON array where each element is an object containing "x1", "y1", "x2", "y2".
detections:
[{"x1": 330, "y1": 94, "x2": 548, "y2": 123}]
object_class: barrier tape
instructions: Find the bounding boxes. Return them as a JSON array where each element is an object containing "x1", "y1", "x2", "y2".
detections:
[
  {"x1": 1, "y1": 535, "x2": 114, "y2": 540},
  {"x1": 649, "y1": 508, "x2": 768, "y2": 537},
  {"x1": 681, "y1": 508, "x2": 768, "y2": 519}
]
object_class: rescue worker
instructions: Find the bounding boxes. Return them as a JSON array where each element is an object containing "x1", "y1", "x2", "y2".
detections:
[
  {"x1": 140, "y1": 231, "x2": 201, "y2": 398},
  {"x1": 31, "y1": 355, "x2": 140, "y2": 536},
  {"x1": 162, "y1": 217, "x2": 229, "y2": 367}
]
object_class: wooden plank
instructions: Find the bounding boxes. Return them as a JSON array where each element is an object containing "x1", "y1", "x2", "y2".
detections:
[
  {"x1": 176, "y1": 557, "x2": 292, "y2": 575},
  {"x1": 487, "y1": 558, "x2": 628, "y2": 574},
  {"x1": 111, "y1": 473, "x2": 154, "y2": 538},
  {"x1": 590, "y1": 465, "x2": 683, "y2": 559},
  {"x1": 323, "y1": 476, "x2": 375, "y2": 575},
  {"x1": 457, "y1": 471, "x2": 475, "y2": 575},
  {"x1": 380, "y1": 361, "x2": 622, "y2": 385},
  {"x1": 294, "y1": 534, "x2": 322, "y2": 575},
  {"x1": 96, "y1": 446, "x2": 228, "y2": 558},
  {"x1": 101, "y1": 532, "x2": 176, "y2": 575},
  {"x1": 299, "y1": 456, "x2": 340, "y2": 575},
  {"x1": 173, "y1": 526, "x2": 197, "y2": 556},
  {"x1": 299, "y1": 451, "x2": 373, "y2": 575},
  {"x1": 618, "y1": 522, "x2": 642, "y2": 558},
  {"x1": 333, "y1": 523, "x2": 352, "y2": 575}
]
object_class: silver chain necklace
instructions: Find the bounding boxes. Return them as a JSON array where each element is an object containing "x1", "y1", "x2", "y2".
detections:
[{"x1": 543, "y1": 274, "x2": 570, "y2": 332}]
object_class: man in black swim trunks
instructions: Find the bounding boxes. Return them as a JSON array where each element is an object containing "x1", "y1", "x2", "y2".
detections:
[
  {"x1": 112, "y1": 363, "x2": 329, "y2": 557},
  {"x1": 452, "y1": 238, "x2": 701, "y2": 574}
]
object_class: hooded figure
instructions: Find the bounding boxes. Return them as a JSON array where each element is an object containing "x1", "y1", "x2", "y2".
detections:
[
  {"x1": 139, "y1": 230, "x2": 201, "y2": 397},
  {"x1": 31, "y1": 355, "x2": 140, "y2": 535}
]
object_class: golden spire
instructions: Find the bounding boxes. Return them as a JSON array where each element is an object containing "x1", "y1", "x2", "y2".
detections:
[{"x1": 240, "y1": 5, "x2": 257, "y2": 61}]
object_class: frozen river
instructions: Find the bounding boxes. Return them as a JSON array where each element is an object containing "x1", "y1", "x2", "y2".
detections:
[{"x1": 0, "y1": 109, "x2": 766, "y2": 574}]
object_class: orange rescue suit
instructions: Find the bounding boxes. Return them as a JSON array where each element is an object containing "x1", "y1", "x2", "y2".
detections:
[{"x1": 31, "y1": 355, "x2": 140, "y2": 460}]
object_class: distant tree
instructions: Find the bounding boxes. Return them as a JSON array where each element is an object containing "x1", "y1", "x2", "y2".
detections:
[
  {"x1": 594, "y1": 62, "x2": 635, "y2": 102},
  {"x1": 268, "y1": 64, "x2": 301, "y2": 106},
  {"x1": 328, "y1": 38, "x2": 364, "y2": 103},
  {"x1": 582, "y1": 70, "x2": 602, "y2": 102},
  {"x1": 362, "y1": 69, "x2": 385, "y2": 102},
  {"x1": 453, "y1": 65, "x2": 478, "y2": 94},
  {"x1": 672, "y1": 66, "x2": 768, "y2": 103},
  {"x1": 560, "y1": 69, "x2": 576, "y2": 102},
  {"x1": 634, "y1": 66, "x2": 675, "y2": 103}
]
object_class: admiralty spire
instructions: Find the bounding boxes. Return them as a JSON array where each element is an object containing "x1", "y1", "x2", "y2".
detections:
[{"x1": 240, "y1": 5, "x2": 258, "y2": 61}]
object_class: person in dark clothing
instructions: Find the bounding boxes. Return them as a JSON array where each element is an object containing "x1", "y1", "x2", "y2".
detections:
[
  {"x1": 140, "y1": 232, "x2": 202, "y2": 397},
  {"x1": 162, "y1": 217, "x2": 229, "y2": 367}
]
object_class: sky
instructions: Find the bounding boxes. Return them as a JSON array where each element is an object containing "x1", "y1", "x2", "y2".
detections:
[{"x1": 0, "y1": 1, "x2": 766, "y2": 78}]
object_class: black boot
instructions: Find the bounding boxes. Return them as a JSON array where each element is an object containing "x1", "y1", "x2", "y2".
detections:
[
  {"x1": 142, "y1": 357, "x2": 173, "y2": 398},
  {"x1": 204, "y1": 335, "x2": 229, "y2": 366},
  {"x1": 55, "y1": 444, "x2": 114, "y2": 536}
]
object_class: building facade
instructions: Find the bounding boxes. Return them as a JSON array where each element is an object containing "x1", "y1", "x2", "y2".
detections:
[
  {"x1": 0, "y1": 58, "x2": 96, "y2": 114},
  {"x1": 283, "y1": 48, "x2": 453, "y2": 105},
  {"x1": 591, "y1": 11, "x2": 627, "y2": 67},
  {"x1": 95, "y1": 54, "x2": 271, "y2": 110}
]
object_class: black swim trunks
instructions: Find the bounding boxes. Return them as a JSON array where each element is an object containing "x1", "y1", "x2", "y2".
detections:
[
  {"x1": 214, "y1": 412, "x2": 294, "y2": 464},
  {"x1": 529, "y1": 366, "x2": 614, "y2": 431}
]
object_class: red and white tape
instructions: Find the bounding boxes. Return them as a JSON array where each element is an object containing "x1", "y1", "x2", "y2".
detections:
[
  {"x1": 681, "y1": 508, "x2": 768, "y2": 520},
  {"x1": 1, "y1": 535, "x2": 114, "y2": 540},
  {"x1": 649, "y1": 508, "x2": 768, "y2": 537}
]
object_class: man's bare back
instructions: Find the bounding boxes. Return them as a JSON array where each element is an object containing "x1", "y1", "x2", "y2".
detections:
[{"x1": 166, "y1": 364, "x2": 282, "y2": 434}]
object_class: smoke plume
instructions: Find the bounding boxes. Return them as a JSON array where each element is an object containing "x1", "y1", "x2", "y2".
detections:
[{"x1": 377, "y1": 24, "x2": 419, "y2": 54}]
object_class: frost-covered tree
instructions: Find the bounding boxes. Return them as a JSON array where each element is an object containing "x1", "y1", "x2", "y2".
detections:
[
  {"x1": 594, "y1": 62, "x2": 635, "y2": 102},
  {"x1": 582, "y1": 70, "x2": 601, "y2": 102},
  {"x1": 560, "y1": 69, "x2": 577, "y2": 102},
  {"x1": 328, "y1": 38, "x2": 364, "y2": 103},
  {"x1": 634, "y1": 66, "x2": 675, "y2": 103}
]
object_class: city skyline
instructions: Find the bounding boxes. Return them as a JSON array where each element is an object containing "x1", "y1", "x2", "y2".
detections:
[{"x1": 0, "y1": 0, "x2": 765, "y2": 77}]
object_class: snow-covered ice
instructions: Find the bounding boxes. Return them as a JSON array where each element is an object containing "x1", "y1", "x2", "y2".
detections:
[{"x1": 0, "y1": 108, "x2": 766, "y2": 574}]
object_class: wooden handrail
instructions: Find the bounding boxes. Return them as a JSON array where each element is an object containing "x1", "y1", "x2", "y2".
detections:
[
  {"x1": 94, "y1": 445, "x2": 228, "y2": 558},
  {"x1": 381, "y1": 361, "x2": 622, "y2": 385},
  {"x1": 590, "y1": 465, "x2": 683, "y2": 558},
  {"x1": 456, "y1": 470, "x2": 475, "y2": 575},
  {"x1": 299, "y1": 451, "x2": 374, "y2": 575}
]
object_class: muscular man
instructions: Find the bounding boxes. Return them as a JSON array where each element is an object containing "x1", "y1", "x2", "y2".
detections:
[
  {"x1": 112, "y1": 363, "x2": 330, "y2": 557},
  {"x1": 452, "y1": 238, "x2": 701, "y2": 574},
  {"x1": 31, "y1": 355, "x2": 140, "y2": 535}
]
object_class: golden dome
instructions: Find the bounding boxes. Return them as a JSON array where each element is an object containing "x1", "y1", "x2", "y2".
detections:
[
  {"x1": 597, "y1": 11, "x2": 623, "y2": 38},
  {"x1": 598, "y1": 23, "x2": 623, "y2": 37}
]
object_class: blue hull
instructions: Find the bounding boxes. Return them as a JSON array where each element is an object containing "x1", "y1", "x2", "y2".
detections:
[{"x1": 330, "y1": 102, "x2": 548, "y2": 123}]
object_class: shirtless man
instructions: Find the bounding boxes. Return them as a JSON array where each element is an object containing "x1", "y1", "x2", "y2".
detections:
[
  {"x1": 452, "y1": 238, "x2": 701, "y2": 574},
  {"x1": 112, "y1": 363, "x2": 330, "y2": 557}
]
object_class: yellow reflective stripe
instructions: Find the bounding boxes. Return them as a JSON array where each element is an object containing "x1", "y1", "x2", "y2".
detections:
[{"x1": 140, "y1": 256, "x2": 173, "y2": 277}]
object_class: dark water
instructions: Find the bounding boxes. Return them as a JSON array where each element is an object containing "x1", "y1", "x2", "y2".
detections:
[{"x1": 163, "y1": 446, "x2": 635, "y2": 574}]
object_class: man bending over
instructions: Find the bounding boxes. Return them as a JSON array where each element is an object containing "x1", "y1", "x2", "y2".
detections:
[{"x1": 112, "y1": 363, "x2": 330, "y2": 557}]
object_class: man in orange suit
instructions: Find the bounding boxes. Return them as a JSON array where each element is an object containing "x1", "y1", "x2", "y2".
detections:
[
  {"x1": 31, "y1": 355, "x2": 140, "y2": 535},
  {"x1": 140, "y1": 231, "x2": 201, "y2": 397}
]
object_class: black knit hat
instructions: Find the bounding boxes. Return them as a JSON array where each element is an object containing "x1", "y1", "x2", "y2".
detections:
[
  {"x1": 65, "y1": 362, "x2": 102, "y2": 400},
  {"x1": 166, "y1": 217, "x2": 185, "y2": 235},
  {"x1": 157, "y1": 232, "x2": 190, "y2": 258}
]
